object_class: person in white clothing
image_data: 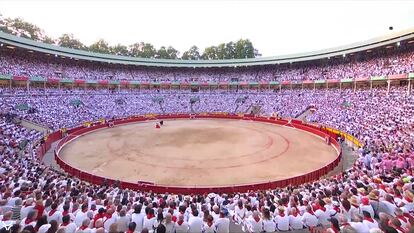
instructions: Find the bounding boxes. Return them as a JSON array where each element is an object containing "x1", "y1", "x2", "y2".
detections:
[
  {"x1": 131, "y1": 204, "x2": 145, "y2": 233},
  {"x1": 20, "y1": 198, "x2": 34, "y2": 221},
  {"x1": 20, "y1": 210, "x2": 37, "y2": 229},
  {"x1": 289, "y1": 208, "x2": 303, "y2": 230},
  {"x1": 74, "y1": 204, "x2": 89, "y2": 227},
  {"x1": 262, "y1": 209, "x2": 276, "y2": 232},
  {"x1": 214, "y1": 211, "x2": 230, "y2": 233},
  {"x1": 174, "y1": 215, "x2": 189, "y2": 233},
  {"x1": 274, "y1": 207, "x2": 289, "y2": 231},
  {"x1": 360, "y1": 197, "x2": 375, "y2": 221},
  {"x1": 349, "y1": 215, "x2": 370, "y2": 233},
  {"x1": 60, "y1": 215, "x2": 77, "y2": 233},
  {"x1": 76, "y1": 219, "x2": 93, "y2": 233},
  {"x1": 202, "y1": 215, "x2": 215, "y2": 233},
  {"x1": 246, "y1": 211, "x2": 263, "y2": 233},
  {"x1": 143, "y1": 208, "x2": 157, "y2": 233},
  {"x1": 233, "y1": 200, "x2": 246, "y2": 224},
  {"x1": 301, "y1": 206, "x2": 318, "y2": 228},
  {"x1": 188, "y1": 209, "x2": 203, "y2": 233},
  {"x1": 362, "y1": 211, "x2": 379, "y2": 230},
  {"x1": 117, "y1": 209, "x2": 130, "y2": 232},
  {"x1": 103, "y1": 208, "x2": 117, "y2": 232},
  {"x1": 163, "y1": 213, "x2": 175, "y2": 233},
  {"x1": 314, "y1": 201, "x2": 330, "y2": 227}
]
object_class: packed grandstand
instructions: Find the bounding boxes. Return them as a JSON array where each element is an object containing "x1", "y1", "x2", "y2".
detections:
[{"x1": 1, "y1": 28, "x2": 414, "y2": 233}]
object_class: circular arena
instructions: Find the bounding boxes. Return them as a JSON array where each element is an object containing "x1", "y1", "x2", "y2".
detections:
[
  {"x1": 54, "y1": 114, "x2": 342, "y2": 193},
  {"x1": 58, "y1": 118, "x2": 337, "y2": 187}
]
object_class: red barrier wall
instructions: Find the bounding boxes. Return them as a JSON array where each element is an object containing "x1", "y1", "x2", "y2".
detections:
[{"x1": 42, "y1": 114, "x2": 342, "y2": 194}]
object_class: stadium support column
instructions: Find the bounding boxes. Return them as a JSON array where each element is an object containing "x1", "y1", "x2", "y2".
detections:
[
  {"x1": 353, "y1": 81, "x2": 356, "y2": 93},
  {"x1": 313, "y1": 82, "x2": 316, "y2": 91},
  {"x1": 26, "y1": 80, "x2": 30, "y2": 92},
  {"x1": 387, "y1": 80, "x2": 391, "y2": 96},
  {"x1": 407, "y1": 78, "x2": 411, "y2": 96},
  {"x1": 339, "y1": 82, "x2": 342, "y2": 91},
  {"x1": 43, "y1": 80, "x2": 46, "y2": 90},
  {"x1": 118, "y1": 84, "x2": 120, "y2": 92},
  {"x1": 279, "y1": 84, "x2": 281, "y2": 92}
]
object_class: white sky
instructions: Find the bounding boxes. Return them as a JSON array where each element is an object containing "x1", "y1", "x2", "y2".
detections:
[{"x1": 1, "y1": 0, "x2": 414, "y2": 57}]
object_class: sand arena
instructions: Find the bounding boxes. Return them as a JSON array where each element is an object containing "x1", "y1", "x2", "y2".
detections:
[{"x1": 59, "y1": 119, "x2": 338, "y2": 187}]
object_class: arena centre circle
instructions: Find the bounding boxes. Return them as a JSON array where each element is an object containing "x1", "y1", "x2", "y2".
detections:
[{"x1": 57, "y1": 117, "x2": 339, "y2": 187}]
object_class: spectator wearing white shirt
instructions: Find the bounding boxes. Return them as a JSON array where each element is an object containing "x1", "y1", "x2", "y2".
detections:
[
  {"x1": 214, "y1": 211, "x2": 229, "y2": 233},
  {"x1": 246, "y1": 211, "x2": 263, "y2": 233},
  {"x1": 60, "y1": 215, "x2": 77, "y2": 233},
  {"x1": 261, "y1": 208, "x2": 275, "y2": 232},
  {"x1": 174, "y1": 214, "x2": 189, "y2": 233},
  {"x1": 188, "y1": 209, "x2": 203, "y2": 232},
  {"x1": 301, "y1": 206, "x2": 318, "y2": 229},
  {"x1": 275, "y1": 207, "x2": 289, "y2": 231},
  {"x1": 131, "y1": 204, "x2": 145, "y2": 233}
]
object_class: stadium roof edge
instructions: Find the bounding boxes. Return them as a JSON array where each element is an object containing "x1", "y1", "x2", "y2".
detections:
[{"x1": 1, "y1": 28, "x2": 414, "y2": 68}]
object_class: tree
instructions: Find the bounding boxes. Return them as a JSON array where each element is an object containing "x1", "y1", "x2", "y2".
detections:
[
  {"x1": 129, "y1": 42, "x2": 156, "y2": 58},
  {"x1": 182, "y1": 46, "x2": 201, "y2": 60},
  {"x1": 235, "y1": 39, "x2": 255, "y2": 58},
  {"x1": 201, "y1": 46, "x2": 218, "y2": 60},
  {"x1": 42, "y1": 36, "x2": 55, "y2": 44},
  {"x1": 216, "y1": 43, "x2": 226, "y2": 60},
  {"x1": 58, "y1": 34, "x2": 86, "y2": 49},
  {"x1": 0, "y1": 14, "x2": 12, "y2": 34},
  {"x1": 110, "y1": 44, "x2": 128, "y2": 56},
  {"x1": 156, "y1": 46, "x2": 169, "y2": 59},
  {"x1": 89, "y1": 39, "x2": 110, "y2": 54},
  {"x1": 166, "y1": 46, "x2": 179, "y2": 59},
  {"x1": 225, "y1": 42, "x2": 236, "y2": 59},
  {"x1": 0, "y1": 16, "x2": 46, "y2": 41}
]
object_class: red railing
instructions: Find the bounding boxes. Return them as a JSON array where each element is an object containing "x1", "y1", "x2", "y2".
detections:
[{"x1": 38, "y1": 113, "x2": 343, "y2": 194}]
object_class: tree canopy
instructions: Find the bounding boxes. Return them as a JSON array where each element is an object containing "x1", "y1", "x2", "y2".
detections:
[{"x1": 0, "y1": 13, "x2": 261, "y2": 60}]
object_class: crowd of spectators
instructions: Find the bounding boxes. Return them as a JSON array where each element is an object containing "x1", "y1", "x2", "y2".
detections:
[
  {"x1": 1, "y1": 46, "x2": 414, "y2": 82},
  {"x1": 1, "y1": 40, "x2": 414, "y2": 232},
  {"x1": 0, "y1": 84, "x2": 413, "y2": 233}
]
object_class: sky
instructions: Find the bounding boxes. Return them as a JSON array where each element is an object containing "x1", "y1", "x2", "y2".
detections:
[{"x1": 1, "y1": 0, "x2": 414, "y2": 57}]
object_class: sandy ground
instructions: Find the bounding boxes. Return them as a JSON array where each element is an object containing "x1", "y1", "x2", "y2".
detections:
[{"x1": 59, "y1": 119, "x2": 338, "y2": 187}]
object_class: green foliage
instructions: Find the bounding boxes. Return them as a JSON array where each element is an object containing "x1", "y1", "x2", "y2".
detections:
[
  {"x1": 129, "y1": 42, "x2": 156, "y2": 58},
  {"x1": 202, "y1": 46, "x2": 218, "y2": 60},
  {"x1": 201, "y1": 39, "x2": 259, "y2": 59},
  {"x1": 58, "y1": 34, "x2": 86, "y2": 49},
  {"x1": 110, "y1": 44, "x2": 128, "y2": 56},
  {"x1": 182, "y1": 46, "x2": 201, "y2": 60},
  {"x1": 89, "y1": 39, "x2": 110, "y2": 54},
  {"x1": 42, "y1": 36, "x2": 55, "y2": 44}
]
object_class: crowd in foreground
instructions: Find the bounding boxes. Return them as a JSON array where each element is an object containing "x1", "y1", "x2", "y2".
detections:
[{"x1": 0, "y1": 85, "x2": 414, "y2": 233}]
